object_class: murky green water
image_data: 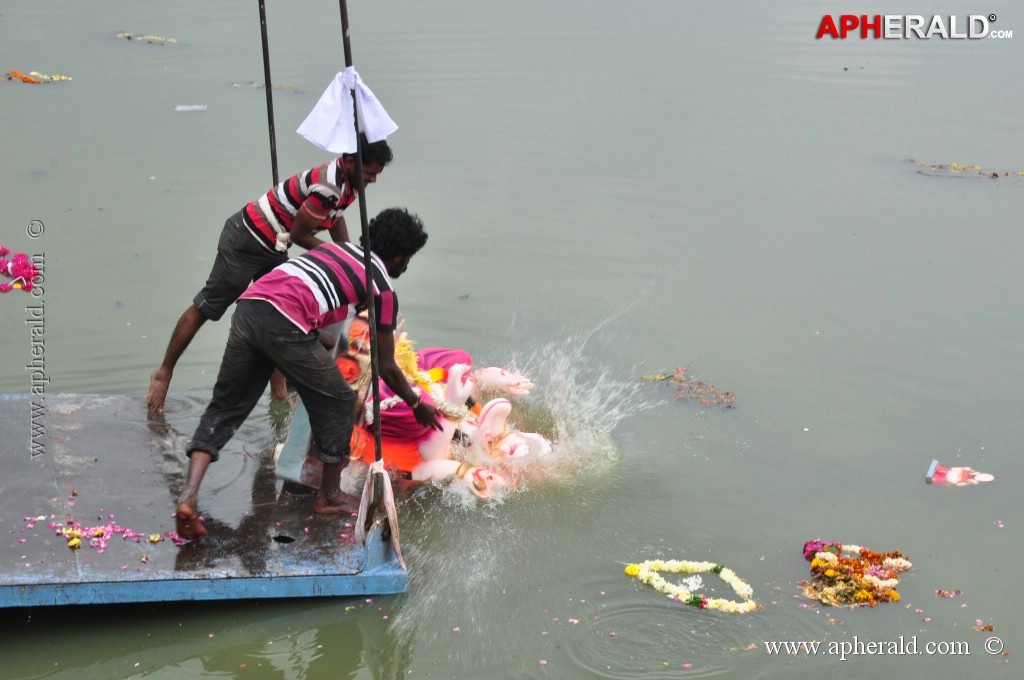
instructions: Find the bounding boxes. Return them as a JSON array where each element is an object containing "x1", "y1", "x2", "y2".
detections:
[{"x1": 2, "y1": 0, "x2": 1022, "y2": 677}]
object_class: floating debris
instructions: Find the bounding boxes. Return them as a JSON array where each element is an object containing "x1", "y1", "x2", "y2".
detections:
[
  {"x1": 911, "y1": 159, "x2": 1024, "y2": 181},
  {"x1": 5, "y1": 70, "x2": 72, "y2": 84},
  {"x1": 640, "y1": 367, "x2": 735, "y2": 407},
  {"x1": 231, "y1": 80, "x2": 300, "y2": 91},
  {"x1": 114, "y1": 32, "x2": 178, "y2": 45}
]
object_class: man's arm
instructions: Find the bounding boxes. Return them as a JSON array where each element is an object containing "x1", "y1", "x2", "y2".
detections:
[
  {"x1": 327, "y1": 215, "x2": 350, "y2": 244},
  {"x1": 376, "y1": 330, "x2": 442, "y2": 430},
  {"x1": 289, "y1": 204, "x2": 329, "y2": 251}
]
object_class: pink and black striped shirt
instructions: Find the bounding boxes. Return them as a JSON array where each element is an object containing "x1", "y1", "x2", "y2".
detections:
[
  {"x1": 241, "y1": 158, "x2": 357, "y2": 252},
  {"x1": 239, "y1": 242, "x2": 397, "y2": 334}
]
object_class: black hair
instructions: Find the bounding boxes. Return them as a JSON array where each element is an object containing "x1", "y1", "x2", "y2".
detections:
[
  {"x1": 344, "y1": 133, "x2": 394, "y2": 168},
  {"x1": 363, "y1": 208, "x2": 428, "y2": 261}
]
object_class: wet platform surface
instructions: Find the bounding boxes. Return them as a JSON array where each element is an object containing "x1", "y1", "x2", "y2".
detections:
[{"x1": 0, "y1": 394, "x2": 406, "y2": 608}]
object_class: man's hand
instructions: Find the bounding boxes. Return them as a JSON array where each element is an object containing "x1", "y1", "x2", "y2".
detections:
[{"x1": 412, "y1": 401, "x2": 442, "y2": 430}]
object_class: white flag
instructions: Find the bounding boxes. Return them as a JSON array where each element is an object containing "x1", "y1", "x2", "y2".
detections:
[{"x1": 297, "y1": 67, "x2": 398, "y2": 153}]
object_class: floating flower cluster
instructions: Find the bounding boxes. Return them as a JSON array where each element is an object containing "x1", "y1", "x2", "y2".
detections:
[
  {"x1": 802, "y1": 539, "x2": 911, "y2": 607},
  {"x1": 912, "y1": 159, "x2": 1024, "y2": 180},
  {"x1": 640, "y1": 367, "x2": 735, "y2": 407},
  {"x1": 114, "y1": 32, "x2": 178, "y2": 45},
  {"x1": 5, "y1": 70, "x2": 71, "y2": 84},
  {"x1": 1, "y1": 245, "x2": 40, "y2": 293},
  {"x1": 624, "y1": 559, "x2": 757, "y2": 613}
]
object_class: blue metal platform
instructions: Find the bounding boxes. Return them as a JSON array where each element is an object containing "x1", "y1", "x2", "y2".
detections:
[{"x1": 0, "y1": 394, "x2": 407, "y2": 608}]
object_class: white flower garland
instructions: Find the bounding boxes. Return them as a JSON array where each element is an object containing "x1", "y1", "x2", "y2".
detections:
[
  {"x1": 364, "y1": 392, "x2": 413, "y2": 424},
  {"x1": 624, "y1": 559, "x2": 757, "y2": 613}
]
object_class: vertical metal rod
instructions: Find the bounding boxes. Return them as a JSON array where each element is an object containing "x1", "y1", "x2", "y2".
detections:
[
  {"x1": 258, "y1": 0, "x2": 280, "y2": 185},
  {"x1": 338, "y1": 0, "x2": 385, "y2": 515}
]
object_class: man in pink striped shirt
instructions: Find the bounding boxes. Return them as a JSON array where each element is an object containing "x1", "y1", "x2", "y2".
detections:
[
  {"x1": 147, "y1": 135, "x2": 392, "y2": 414},
  {"x1": 175, "y1": 208, "x2": 440, "y2": 539}
]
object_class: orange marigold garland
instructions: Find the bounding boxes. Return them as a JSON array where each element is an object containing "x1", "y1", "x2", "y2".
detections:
[
  {"x1": 6, "y1": 70, "x2": 72, "y2": 84},
  {"x1": 1, "y1": 245, "x2": 40, "y2": 293},
  {"x1": 801, "y1": 539, "x2": 911, "y2": 607}
]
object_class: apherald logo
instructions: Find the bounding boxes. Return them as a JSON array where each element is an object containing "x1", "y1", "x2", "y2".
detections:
[{"x1": 816, "y1": 14, "x2": 1011, "y2": 40}]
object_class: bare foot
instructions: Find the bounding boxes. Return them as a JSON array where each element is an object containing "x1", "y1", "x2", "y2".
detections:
[
  {"x1": 147, "y1": 368, "x2": 171, "y2": 413},
  {"x1": 313, "y1": 491, "x2": 361, "y2": 514},
  {"x1": 175, "y1": 503, "x2": 207, "y2": 539}
]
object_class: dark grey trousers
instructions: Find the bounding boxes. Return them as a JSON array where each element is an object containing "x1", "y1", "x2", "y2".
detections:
[{"x1": 188, "y1": 299, "x2": 354, "y2": 464}]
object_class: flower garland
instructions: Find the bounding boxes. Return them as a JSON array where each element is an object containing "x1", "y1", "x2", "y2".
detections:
[
  {"x1": 6, "y1": 70, "x2": 72, "y2": 83},
  {"x1": 364, "y1": 337, "x2": 468, "y2": 423},
  {"x1": 0, "y1": 245, "x2": 39, "y2": 293},
  {"x1": 624, "y1": 559, "x2": 757, "y2": 613},
  {"x1": 802, "y1": 539, "x2": 911, "y2": 607}
]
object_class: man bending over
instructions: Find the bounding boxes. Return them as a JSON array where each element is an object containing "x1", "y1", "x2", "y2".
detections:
[{"x1": 175, "y1": 207, "x2": 439, "y2": 539}]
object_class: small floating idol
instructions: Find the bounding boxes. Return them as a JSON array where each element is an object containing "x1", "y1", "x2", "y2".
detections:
[{"x1": 925, "y1": 459, "x2": 994, "y2": 486}]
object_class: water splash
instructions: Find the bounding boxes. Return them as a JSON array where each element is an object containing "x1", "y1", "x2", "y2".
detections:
[
  {"x1": 500, "y1": 317, "x2": 656, "y2": 480},
  {"x1": 388, "y1": 321, "x2": 658, "y2": 662}
]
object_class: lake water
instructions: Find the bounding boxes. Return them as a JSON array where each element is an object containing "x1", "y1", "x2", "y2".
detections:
[{"x1": 2, "y1": 0, "x2": 1022, "y2": 678}]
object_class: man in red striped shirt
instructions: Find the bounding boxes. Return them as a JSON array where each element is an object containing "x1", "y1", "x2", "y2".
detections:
[
  {"x1": 147, "y1": 135, "x2": 392, "y2": 414},
  {"x1": 175, "y1": 207, "x2": 440, "y2": 539}
]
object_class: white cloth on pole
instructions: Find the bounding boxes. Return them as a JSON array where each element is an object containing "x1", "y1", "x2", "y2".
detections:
[
  {"x1": 296, "y1": 67, "x2": 398, "y2": 153},
  {"x1": 355, "y1": 459, "x2": 406, "y2": 570}
]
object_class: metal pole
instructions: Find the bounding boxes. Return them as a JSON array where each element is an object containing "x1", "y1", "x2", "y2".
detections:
[
  {"x1": 258, "y1": 0, "x2": 280, "y2": 185},
  {"x1": 338, "y1": 0, "x2": 385, "y2": 519}
]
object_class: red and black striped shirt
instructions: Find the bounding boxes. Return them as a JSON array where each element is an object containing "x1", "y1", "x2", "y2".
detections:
[{"x1": 241, "y1": 158, "x2": 357, "y2": 252}]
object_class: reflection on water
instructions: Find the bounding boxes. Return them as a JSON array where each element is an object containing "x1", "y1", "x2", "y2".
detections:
[{"x1": 0, "y1": 597, "x2": 408, "y2": 680}]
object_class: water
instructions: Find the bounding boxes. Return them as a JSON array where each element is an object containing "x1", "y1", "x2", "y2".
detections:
[{"x1": 2, "y1": 0, "x2": 1022, "y2": 677}]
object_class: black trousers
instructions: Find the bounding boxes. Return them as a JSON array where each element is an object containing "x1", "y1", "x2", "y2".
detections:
[
  {"x1": 188, "y1": 299, "x2": 354, "y2": 464},
  {"x1": 192, "y1": 212, "x2": 286, "y2": 321}
]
